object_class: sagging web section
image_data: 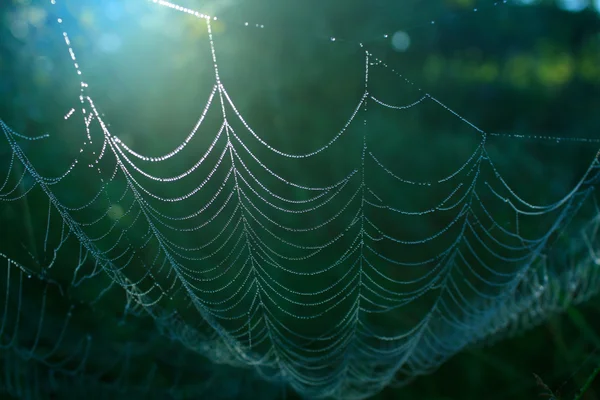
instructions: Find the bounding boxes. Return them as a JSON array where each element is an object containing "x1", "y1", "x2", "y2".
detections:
[{"x1": 1, "y1": 0, "x2": 600, "y2": 399}]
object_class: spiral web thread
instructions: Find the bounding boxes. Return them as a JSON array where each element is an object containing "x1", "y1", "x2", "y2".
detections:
[{"x1": 1, "y1": 0, "x2": 600, "y2": 399}]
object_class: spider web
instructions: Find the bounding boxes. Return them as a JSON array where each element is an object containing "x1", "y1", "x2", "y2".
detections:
[{"x1": 1, "y1": 0, "x2": 600, "y2": 399}]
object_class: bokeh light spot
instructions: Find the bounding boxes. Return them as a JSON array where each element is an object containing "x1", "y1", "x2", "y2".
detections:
[
  {"x1": 105, "y1": 2, "x2": 124, "y2": 21},
  {"x1": 557, "y1": 0, "x2": 589, "y2": 12},
  {"x1": 98, "y1": 33, "x2": 122, "y2": 53},
  {"x1": 391, "y1": 31, "x2": 411, "y2": 52}
]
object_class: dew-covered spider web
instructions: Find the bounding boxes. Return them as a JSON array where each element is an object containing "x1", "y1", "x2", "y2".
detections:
[{"x1": 1, "y1": 0, "x2": 600, "y2": 399}]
